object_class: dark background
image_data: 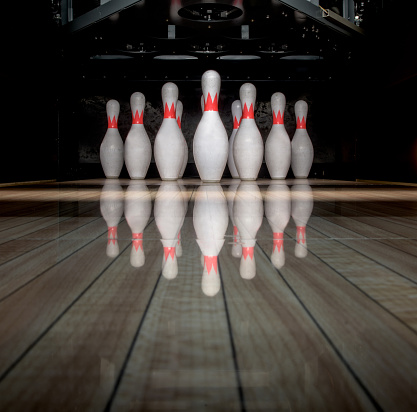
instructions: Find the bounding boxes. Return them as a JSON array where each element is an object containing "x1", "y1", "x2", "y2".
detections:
[{"x1": 4, "y1": 0, "x2": 417, "y2": 184}]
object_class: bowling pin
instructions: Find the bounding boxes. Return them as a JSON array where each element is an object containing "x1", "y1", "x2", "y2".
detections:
[
  {"x1": 100, "y1": 180, "x2": 124, "y2": 258},
  {"x1": 154, "y1": 181, "x2": 186, "y2": 279},
  {"x1": 201, "y1": 95, "x2": 204, "y2": 113},
  {"x1": 265, "y1": 183, "x2": 291, "y2": 269},
  {"x1": 124, "y1": 92, "x2": 152, "y2": 180},
  {"x1": 265, "y1": 92, "x2": 291, "y2": 179},
  {"x1": 177, "y1": 100, "x2": 188, "y2": 179},
  {"x1": 193, "y1": 184, "x2": 228, "y2": 296},
  {"x1": 291, "y1": 183, "x2": 313, "y2": 258},
  {"x1": 226, "y1": 182, "x2": 242, "y2": 258},
  {"x1": 233, "y1": 83, "x2": 264, "y2": 180},
  {"x1": 193, "y1": 70, "x2": 229, "y2": 182},
  {"x1": 233, "y1": 182, "x2": 263, "y2": 279},
  {"x1": 154, "y1": 83, "x2": 184, "y2": 180},
  {"x1": 291, "y1": 100, "x2": 314, "y2": 178},
  {"x1": 227, "y1": 100, "x2": 242, "y2": 179},
  {"x1": 100, "y1": 100, "x2": 124, "y2": 178},
  {"x1": 124, "y1": 181, "x2": 152, "y2": 267}
]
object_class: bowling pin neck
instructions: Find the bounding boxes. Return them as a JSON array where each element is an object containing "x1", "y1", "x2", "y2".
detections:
[
  {"x1": 132, "y1": 109, "x2": 144, "y2": 125},
  {"x1": 296, "y1": 116, "x2": 306, "y2": 129},
  {"x1": 240, "y1": 83, "x2": 256, "y2": 119},
  {"x1": 106, "y1": 100, "x2": 120, "y2": 128},
  {"x1": 162, "y1": 82, "x2": 178, "y2": 119},
  {"x1": 272, "y1": 110, "x2": 284, "y2": 125},
  {"x1": 295, "y1": 100, "x2": 308, "y2": 129},
  {"x1": 233, "y1": 116, "x2": 241, "y2": 129},
  {"x1": 108, "y1": 116, "x2": 118, "y2": 128},
  {"x1": 176, "y1": 100, "x2": 183, "y2": 122},
  {"x1": 202, "y1": 70, "x2": 221, "y2": 112},
  {"x1": 203, "y1": 92, "x2": 218, "y2": 112},
  {"x1": 130, "y1": 92, "x2": 145, "y2": 124},
  {"x1": 204, "y1": 255, "x2": 218, "y2": 275},
  {"x1": 296, "y1": 226, "x2": 306, "y2": 244},
  {"x1": 132, "y1": 233, "x2": 143, "y2": 251}
]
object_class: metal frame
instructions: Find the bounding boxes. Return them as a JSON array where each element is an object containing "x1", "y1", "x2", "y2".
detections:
[
  {"x1": 62, "y1": 0, "x2": 144, "y2": 32},
  {"x1": 342, "y1": 0, "x2": 355, "y2": 22},
  {"x1": 276, "y1": 0, "x2": 362, "y2": 37}
]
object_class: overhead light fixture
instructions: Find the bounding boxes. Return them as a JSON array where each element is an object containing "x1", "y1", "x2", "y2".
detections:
[
  {"x1": 90, "y1": 54, "x2": 133, "y2": 60},
  {"x1": 280, "y1": 55, "x2": 322, "y2": 60},
  {"x1": 154, "y1": 55, "x2": 198, "y2": 60},
  {"x1": 217, "y1": 55, "x2": 261, "y2": 61},
  {"x1": 178, "y1": 3, "x2": 243, "y2": 22}
]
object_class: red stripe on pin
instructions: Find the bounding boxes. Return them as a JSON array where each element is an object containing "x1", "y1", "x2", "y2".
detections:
[{"x1": 242, "y1": 103, "x2": 254, "y2": 119}]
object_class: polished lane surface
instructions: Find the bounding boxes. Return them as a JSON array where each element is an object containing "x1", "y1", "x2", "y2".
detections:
[{"x1": 0, "y1": 179, "x2": 416, "y2": 411}]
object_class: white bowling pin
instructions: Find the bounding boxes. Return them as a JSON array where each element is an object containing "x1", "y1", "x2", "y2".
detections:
[
  {"x1": 227, "y1": 100, "x2": 242, "y2": 179},
  {"x1": 100, "y1": 180, "x2": 124, "y2": 258},
  {"x1": 124, "y1": 181, "x2": 152, "y2": 267},
  {"x1": 124, "y1": 92, "x2": 152, "y2": 180},
  {"x1": 177, "y1": 100, "x2": 188, "y2": 179},
  {"x1": 265, "y1": 183, "x2": 291, "y2": 269},
  {"x1": 154, "y1": 83, "x2": 184, "y2": 180},
  {"x1": 291, "y1": 100, "x2": 314, "y2": 178},
  {"x1": 154, "y1": 181, "x2": 186, "y2": 278},
  {"x1": 193, "y1": 70, "x2": 229, "y2": 182},
  {"x1": 100, "y1": 100, "x2": 124, "y2": 178},
  {"x1": 265, "y1": 92, "x2": 291, "y2": 179},
  {"x1": 226, "y1": 182, "x2": 242, "y2": 258},
  {"x1": 193, "y1": 184, "x2": 228, "y2": 296},
  {"x1": 233, "y1": 182, "x2": 263, "y2": 279},
  {"x1": 291, "y1": 183, "x2": 313, "y2": 258},
  {"x1": 233, "y1": 83, "x2": 264, "y2": 180}
]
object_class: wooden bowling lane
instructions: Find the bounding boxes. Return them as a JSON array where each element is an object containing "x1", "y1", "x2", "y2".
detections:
[
  {"x1": 256, "y1": 219, "x2": 417, "y2": 411},
  {"x1": 0, "y1": 231, "x2": 162, "y2": 411},
  {"x1": 219, "y1": 229, "x2": 376, "y2": 412},
  {"x1": 108, "y1": 218, "x2": 241, "y2": 411}
]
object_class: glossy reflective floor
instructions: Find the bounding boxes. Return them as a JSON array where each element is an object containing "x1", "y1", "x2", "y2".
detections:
[{"x1": 0, "y1": 178, "x2": 416, "y2": 411}]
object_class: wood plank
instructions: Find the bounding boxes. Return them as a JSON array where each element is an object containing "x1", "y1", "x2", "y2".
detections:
[
  {"x1": 218, "y1": 223, "x2": 377, "y2": 411},
  {"x1": 109, "y1": 217, "x2": 242, "y2": 411},
  {"x1": 0, "y1": 237, "x2": 163, "y2": 411},
  {"x1": 255, "y1": 221, "x2": 417, "y2": 411}
]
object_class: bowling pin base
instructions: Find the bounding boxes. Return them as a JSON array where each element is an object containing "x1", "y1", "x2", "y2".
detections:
[
  {"x1": 271, "y1": 176, "x2": 286, "y2": 180},
  {"x1": 240, "y1": 178, "x2": 257, "y2": 181},
  {"x1": 201, "y1": 179, "x2": 221, "y2": 183},
  {"x1": 295, "y1": 176, "x2": 308, "y2": 179},
  {"x1": 161, "y1": 177, "x2": 179, "y2": 181}
]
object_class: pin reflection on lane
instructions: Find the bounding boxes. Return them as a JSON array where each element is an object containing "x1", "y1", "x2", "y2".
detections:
[
  {"x1": 100, "y1": 179, "x2": 124, "y2": 258},
  {"x1": 233, "y1": 182, "x2": 263, "y2": 279},
  {"x1": 155, "y1": 181, "x2": 186, "y2": 279},
  {"x1": 265, "y1": 183, "x2": 291, "y2": 269},
  {"x1": 193, "y1": 184, "x2": 228, "y2": 297},
  {"x1": 124, "y1": 181, "x2": 151, "y2": 268},
  {"x1": 226, "y1": 181, "x2": 242, "y2": 258},
  {"x1": 291, "y1": 182, "x2": 313, "y2": 258}
]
